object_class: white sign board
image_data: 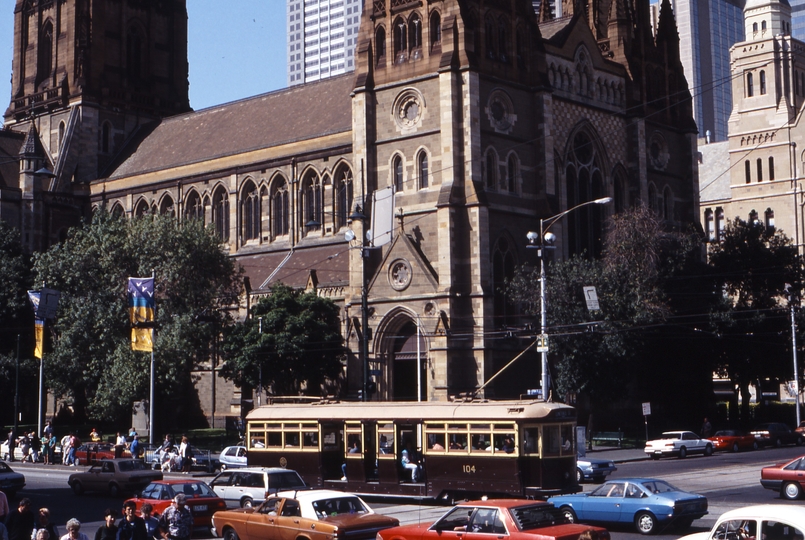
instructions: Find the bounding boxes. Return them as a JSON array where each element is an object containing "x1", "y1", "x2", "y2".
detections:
[
  {"x1": 370, "y1": 187, "x2": 395, "y2": 247},
  {"x1": 583, "y1": 286, "x2": 600, "y2": 311},
  {"x1": 642, "y1": 402, "x2": 651, "y2": 416}
]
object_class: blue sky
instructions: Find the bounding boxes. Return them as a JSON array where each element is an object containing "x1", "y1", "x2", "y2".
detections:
[{"x1": 0, "y1": 0, "x2": 288, "y2": 115}]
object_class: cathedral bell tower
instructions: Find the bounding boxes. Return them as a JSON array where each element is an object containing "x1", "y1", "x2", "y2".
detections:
[{"x1": 3, "y1": 0, "x2": 191, "y2": 184}]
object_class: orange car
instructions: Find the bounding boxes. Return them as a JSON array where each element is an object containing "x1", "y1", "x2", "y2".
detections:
[
  {"x1": 124, "y1": 479, "x2": 227, "y2": 528},
  {"x1": 708, "y1": 430, "x2": 759, "y2": 452},
  {"x1": 376, "y1": 500, "x2": 609, "y2": 540},
  {"x1": 75, "y1": 443, "x2": 131, "y2": 465}
]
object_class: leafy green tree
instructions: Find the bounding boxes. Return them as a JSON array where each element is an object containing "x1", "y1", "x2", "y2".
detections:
[
  {"x1": 220, "y1": 284, "x2": 345, "y2": 396},
  {"x1": 707, "y1": 218, "x2": 801, "y2": 424},
  {"x1": 32, "y1": 210, "x2": 243, "y2": 424}
]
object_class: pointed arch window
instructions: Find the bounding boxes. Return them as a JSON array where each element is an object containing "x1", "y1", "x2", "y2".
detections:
[
  {"x1": 765, "y1": 208, "x2": 775, "y2": 229},
  {"x1": 185, "y1": 191, "x2": 203, "y2": 222},
  {"x1": 127, "y1": 26, "x2": 144, "y2": 83},
  {"x1": 705, "y1": 209, "x2": 715, "y2": 241},
  {"x1": 492, "y1": 238, "x2": 517, "y2": 328},
  {"x1": 753, "y1": 22, "x2": 758, "y2": 33},
  {"x1": 430, "y1": 11, "x2": 441, "y2": 48},
  {"x1": 715, "y1": 207, "x2": 725, "y2": 240},
  {"x1": 335, "y1": 168, "x2": 353, "y2": 229},
  {"x1": 769, "y1": 156, "x2": 775, "y2": 180},
  {"x1": 506, "y1": 154, "x2": 518, "y2": 192},
  {"x1": 762, "y1": 20, "x2": 767, "y2": 31},
  {"x1": 58, "y1": 121, "x2": 65, "y2": 150},
  {"x1": 485, "y1": 149, "x2": 498, "y2": 189},
  {"x1": 303, "y1": 173, "x2": 322, "y2": 232},
  {"x1": 393, "y1": 17, "x2": 407, "y2": 63},
  {"x1": 757, "y1": 158, "x2": 763, "y2": 181},
  {"x1": 516, "y1": 26, "x2": 526, "y2": 69},
  {"x1": 242, "y1": 181, "x2": 260, "y2": 242},
  {"x1": 418, "y1": 151, "x2": 429, "y2": 189},
  {"x1": 111, "y1": 203, "x2": 126, "y2": 219},
  {"x1": 485, "y1": 15, "x2": 496, "y2": 60},
  {"x1": 271, "y1": 178, "x2": 290, "y2": 238},
  {"x1": 134, "y1": 198, "x2": 150, "y2": 218},
  {"x1": 760, "y1": 70, "x2": 766, "y2": 94},
  {"x1": 213, "y1": 187, "x2": 230, "y2": 241},
  {"x1": 745, "y1": 160, "x2": 751, "y2": 183},
  {"x1": 159, "y1": 195, "x2": 175, "y2": 217},
  {"x1": 38, "y1": 21, "x2": 53, "y2": 85},
  {"x1": 566, "y1": 130, "x2": 607, "y2": 258},
  {"x1": 498, "y1": 17, "x2": 509, "y2": 63},
  {"x1": 747, "y1": 72, "x2": 754, "y2": 97},
  {"x1": 393, "y1": 155, "x2": 404, "y2": 192},
  {"x1": 409, "y1": 13, "x2": 422, "y2": 54},
  {"x1": 749, "y1": 209, "x2": 759, "y2": 224},
  {"x1": 376, "y1": 26, "x2": 386, "y2": 62}
]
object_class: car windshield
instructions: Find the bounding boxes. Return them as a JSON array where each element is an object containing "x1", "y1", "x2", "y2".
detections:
[
  {"x1": 165, "y1": 482, "x2": 217, "y2": 499},
  {"x1": 311, "y1": 496, "x2": 369, "y2": 518},
  {"x1": 118, "y1": 460, "x2": 150, "y2": 472},
  {"x1": 640, "y1": 480, "x2": 679, "y2": 493},
  {"x1": 0, "y1": 462, "x2": 10, "y2": 472}
]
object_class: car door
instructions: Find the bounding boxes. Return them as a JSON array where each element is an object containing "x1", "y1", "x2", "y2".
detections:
[
  {"x1": 245, "y1": 497, "x2": 282, "y2": 540},
  {"x1": 210, "y1": 471, "x2": 233, "y2": 501},
  {"x1": 617, "y1": 482, "x2": 648, "y2": 524},
  {"x1": 274, "y1": 499, "x2": 311, "y2": 540},
  {"x1": 781, "y1": 457, "x2": 805, "y2": 487},
  {"x1": 427, "y1": 506, "x2": 479, "y2": 540},
  {"x1": 583, "y1": 482, "x2": 625, "y2": 522}
]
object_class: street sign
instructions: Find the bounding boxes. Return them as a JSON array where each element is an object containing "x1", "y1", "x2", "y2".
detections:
[
  {"x1": 583, "y1": 286, "x2": 600, "y2": 311},
  {"x1": 536, "y1": 334, "x2": 549, "y2": 352},
  {"x1": 642, "y1": 402, "x2": 651, "y2": 416}
]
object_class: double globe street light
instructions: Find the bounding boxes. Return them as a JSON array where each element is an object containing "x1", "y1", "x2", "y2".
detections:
[{"x1": 527, "y1": 196, "x2": 612, "y2": 401}]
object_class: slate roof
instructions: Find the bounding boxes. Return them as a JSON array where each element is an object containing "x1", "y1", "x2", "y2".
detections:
[
  {"x1": 104, "y1": 74, "x2": 356, "y2": 180},
  {"x1": 239, "y1": 242, "x2": 350, "y2": 293},
  {"x1": 0, "y1": 130, "x2": 25, "y2": 189}
]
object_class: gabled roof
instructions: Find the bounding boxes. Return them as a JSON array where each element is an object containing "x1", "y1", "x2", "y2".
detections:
[
  {"x1": 239, "y1": 242, "x2": 350, "y2": 293},
  {"x1": 103, "y1": 74, "x2": 356, "y2": 181}
]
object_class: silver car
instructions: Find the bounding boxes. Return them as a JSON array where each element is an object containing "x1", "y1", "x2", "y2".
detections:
[
  {"x1": 219, "y1": 445, "x2": 248, "y2": 469},
  {"x1": 209, "y1": 466, "x2": 307, "y2": 508}
]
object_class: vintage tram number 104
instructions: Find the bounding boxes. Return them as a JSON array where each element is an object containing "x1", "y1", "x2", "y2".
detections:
[{"x1": 462, "y1": 464, "x2": 477, "y2": 474}]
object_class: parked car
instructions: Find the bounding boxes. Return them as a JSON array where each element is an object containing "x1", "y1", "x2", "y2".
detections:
[
  {"x1": 210, "y1": 467, "x2": 307, "y2": 508},
  {"x1": 0, "y1": 442, "x2": 25, "y2": 461},
  {"x1": 219, "y1": 446, "x2": 248, "y2": 470},
  {"x1": 752, "y1": 423, "x2": 804, "y2": 448},
  {"x1": 0, "y1": 461, "x2": 25, "y2": 497},
  {"x1": 644, "y1": 431, "x2": 714, "y2": 459},
  {"x1": 375, "y1": 500, "x2": 609, "y2": 540},
  {"x1": 760, "y1": 454, "x2": 805, "y2": 499},
  {"x1": 68, "y1": 458, "x2": 162, "y2": 496},
  {"x1": 576, "y1": 456, "x2": 617, "y2": 483},
  {"x1": 212, "y1": 489, "x2": 400, "y2": 540},
  {"x1": 75, "y1": 443, "x2": 131, "y2": 465},
  {"x1": 709, "y1": 430, "x2": 759, "y2": 452},
  {"x1": 678, "y1": 505, "x2": 805, "y2": 540},
  {"x1": 548, "y1": 477, "x2": 708, "y2": 534},
  {"x1": 125, "y1": 479, "x2": 227, "y2": 528}
]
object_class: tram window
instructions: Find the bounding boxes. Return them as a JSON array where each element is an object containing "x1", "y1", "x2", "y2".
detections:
[
  {"x1": 250, "y1": 433, "x2": 266, "y2": 448},
  {"x1": 561, "y1": 425, "x2": 574, "y2": 455},
  {"x1": 448, "y1": 433, "x2": 468, "y2": 450},
  {"x1": 427, "y1": 433, "x2": 446, "y2": 451},
  {"x1": 522, "y1": 428, "x2": 539, "y2": 455},
  {"x1": 543, "y1": 425, "x2": 561, "y2": 456},
  {"x1": 347, "y1": 433, "x2": 362, "y2": 453},
  {"x1": 494, "y1": 433, "x2": 515, "y2": 453},
  {"x1": 303, "y1": 431, "x2": 318, "y2": 448},
  {"x1": 267, "y1": 432, "x2": 282, "y2": 447},
  {"x1": 471, "y1": 434, "x2": 492, "y2": 452},
  {"x1": 285, "y1": 432, "x2": 300, "y2": 448},
  {"x1": 378, "y1": 423, "x2": 395, "y2": 456},
  {"x1": 322, "y1": 425, "x2": 343, "y2": 451}
]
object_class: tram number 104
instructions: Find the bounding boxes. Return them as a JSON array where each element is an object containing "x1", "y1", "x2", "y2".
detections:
[{"x1": 462, "y1": 464, "x2": 477, "y2": 474}]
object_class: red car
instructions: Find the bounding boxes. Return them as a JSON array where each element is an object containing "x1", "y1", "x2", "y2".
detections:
[
  {"x1": 376, "y1": 500, "x2": 609, "y2": 540},
  {"x1": 124, "y1": 479, "x2": 227, "y2": 528},
  {"x1": 75, "y1": 443, "x2": 131, "y2": 465},
  {"x1": 761, "y1": 455, "x2": 805, "y2": 500},
  {"x1": 708, "y1": 430, "x2": 759, "y2": 452}
]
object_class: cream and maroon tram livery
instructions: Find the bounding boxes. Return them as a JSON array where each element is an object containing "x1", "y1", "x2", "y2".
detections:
[{"x1": 244, "y1": 399, "x2": 578, "y2": 500}]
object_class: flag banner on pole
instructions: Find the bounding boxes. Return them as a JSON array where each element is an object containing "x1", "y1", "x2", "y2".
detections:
[
  {"x1": 128, "y1": 277, "x2": 155, "y2": 352},
  {"x1": 34, "y1": 318, "x2": 44, "y2": 359}
]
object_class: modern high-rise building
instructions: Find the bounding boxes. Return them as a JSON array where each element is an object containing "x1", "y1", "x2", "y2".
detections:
[
  {"x1": 288, "y1": 0, "x2": 363, "y2": 86},
  {"x1": 652, "y1": 0, "x2": 744, "y2": 142}
]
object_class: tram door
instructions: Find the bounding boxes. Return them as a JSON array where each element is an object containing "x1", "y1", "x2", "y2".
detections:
[
  {"x1": 518, "y1": 426, "x2": 541, "y2": 489},
  {"x1": 363, "y1": 423, "x2": 378, "y2": 481},
  {"x1": 320, "y1": 423, "x2": 344, "y2": 480},
  {"x1": 345, "y1": 422, "x2": 367, "y2": 482},
  {"x1": 376, "y1": 422, "x2": 397, "y2": 483}
]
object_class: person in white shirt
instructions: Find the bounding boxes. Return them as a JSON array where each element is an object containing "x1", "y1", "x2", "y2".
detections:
[{"x1": 60, "y1": 520, "x2": 89, "y2": 540}]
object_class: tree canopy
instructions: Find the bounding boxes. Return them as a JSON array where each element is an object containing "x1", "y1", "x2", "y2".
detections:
[
  {"x1": 32, "y1": 210, "x2": 243, "y2": 424},
  {"x1": 220, "y1": 284, "x2": 345, "y2": 397}
]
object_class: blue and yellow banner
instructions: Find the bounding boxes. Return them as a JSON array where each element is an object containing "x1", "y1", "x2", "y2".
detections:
[
  {"x1": 28, "y1": 290, "x2": 44, "y2": 359},
  {"x1": 128, "y1": 277, "x2": 155, "y2": 352}
]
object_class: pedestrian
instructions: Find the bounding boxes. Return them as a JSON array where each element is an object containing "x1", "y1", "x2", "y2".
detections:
[
  {"x1": 32, "y1": 531, "x2": 47, "y2": 540},
  {"x1": 43, "y1": 421, "x2": 52, "y2": 439},
  {"x1": 0, "y1": 487, "x2": 9, "y2": 522},
  {"x1": 93, "y1": 510, "x2": 117, "y2": 540},
  {"x1": 66, "y1": 433, "x2": 79, "y2": 466},
  {"x1": 89, "y1": 429, "x2": 101, "y2": 443},
  {"x1": 129, "y1": 436, "x2": 141, "y2": 461},
  {"x1": 178, "y1": 437, "x2": 193, "y2": 474},
  {"x1": 59, "y1": 520, "x2": 89, "y2": 540},
  {"x1": 31, "y1": 508, "x2": 59, "y2": 540},
  {"x1": 7, "y1": 429, "x2": 15, "y2": 462},
  {"x1": 29, "y1": 433, "x2": 40, "y2": 463},
  {"x1": 46, "y1": 435, "x2": 56, "y2": 465},
  {"x1": 60, "y1": 434, "x2": 70, "y2": 465},
  {"x1": 6, "y1": 498, "x2": 35, "y2": 540},
  {"x1": 117, "y1": 502, "x2": 147, "y2": 540},
  {"x1": 139, "y1": 505, "x2": 159, "y2": 540},
  {"x1": 18, "y1": 434, "x2": 30, "y2": 463},
  {"x1": 114, "y1": 433, "x2": 126, "y2": 459},
  {"x1": 401, "y1": 441, "x2": 419, "y2": 482},
  {"x1": 157, "y1": 494, "x2": 193, "y2": 540},
  {"x1": 701, "y1": 417, "x2": 712, "y2": 438}
]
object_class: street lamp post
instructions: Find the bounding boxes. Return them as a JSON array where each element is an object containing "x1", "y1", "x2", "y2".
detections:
[
  {"x1": 786, "y1": 284, "x2": 801, "y2": 427},
  {"x1": 348, "y1": 206, "x2": 370, "y2": 402},
  {"x1": 527, "y1": 196, "x2": 612, "y2": 401}
]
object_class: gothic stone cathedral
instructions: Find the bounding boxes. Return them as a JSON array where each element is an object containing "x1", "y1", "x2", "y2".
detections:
[{"x1": 1, "y1": 0, "x2": 699, "y2": 419}]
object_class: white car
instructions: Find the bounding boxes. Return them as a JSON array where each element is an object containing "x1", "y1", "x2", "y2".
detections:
[
  {"x1": 219, "y1": 445, "x2": 248, "y2": 469},
  {"x1": 209, "y1": 467, "x2": 307, "y2": 508},
  {"x1": 679, "y1": 505, "x2": 805, "y2": 540},
  {"x1": 644, "y1": 431, "x2": 714, "y2": 459}
]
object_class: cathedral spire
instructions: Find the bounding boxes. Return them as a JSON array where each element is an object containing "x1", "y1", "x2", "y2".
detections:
[{"x1": 655, "y1": 0, "x2": 680, "y2": 60}]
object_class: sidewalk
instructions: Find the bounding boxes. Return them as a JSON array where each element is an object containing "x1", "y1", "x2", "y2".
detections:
[{"x1": 583, "y1": 446, "x2": 648, "y2": 463}]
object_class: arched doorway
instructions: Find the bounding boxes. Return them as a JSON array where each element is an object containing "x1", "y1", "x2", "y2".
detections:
[{"x1": 391, "y1": 321, "x2": 427, "y2": 401}]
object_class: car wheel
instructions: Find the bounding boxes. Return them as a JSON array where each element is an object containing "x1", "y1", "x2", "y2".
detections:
[
  {"x1": 71, "y1": 481, "x2": 84, "y2": 496},
  {"x1": 241, "y1": 497, "x2": 253, "y2": 508},
  {"x1": 576, "y1": 469, "x2": 584, "y2": 484},
  {"x1": 732, "y1": 443, "x2": 740, "y2": 453},
  {"x1": 678, "y1": 447, "x2": 687, "y2": 459},
  {"x1": 783, "y1": 482, "x2": 802, "y2": 500},
  {"x1": 560, "y1": 506, "x2": 577, "y2": 523},
  {"x1": 74, "y1": 458, "x2": 80, "y2": 466},
  {"x1": 109, "y1": 483, "x2": 119, "y2": 497},
  {"x1": 704, "y1": 444, "x2": 713, "y2": 456},
  {"x1": 635, "y1": 511, "x2": 657, "y2": 534},
  {"x1": 223, "y1": 529, "x2": 239, "y2": 540}
]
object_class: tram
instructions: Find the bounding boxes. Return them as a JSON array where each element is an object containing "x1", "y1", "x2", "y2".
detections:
[{"x1": 244, "y1": 399, "x2": 579, "y2": 501}]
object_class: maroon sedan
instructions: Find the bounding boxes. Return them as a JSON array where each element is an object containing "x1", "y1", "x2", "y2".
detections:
[
  {"x1": 376, "y1": 500, "x2": 609, "y2": 540},
  {"x1": 761, "y1": 455, "x2": 805, "y2": 500},
  {"x1": 708, "y1": 430, "x2": 758, "y2": 452}
]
